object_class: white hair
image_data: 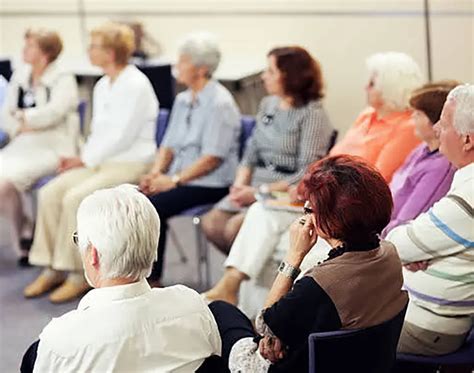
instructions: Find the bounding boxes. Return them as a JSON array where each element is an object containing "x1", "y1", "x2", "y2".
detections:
[
  {"x1": 446, "y1": 84, "x2": 474, "y2": 135},
  {"x1": 178, "y1": 31, "x2": 221, "y2": 76},
  {"x1": 76, "y1": 184, "x2": 160, "y2": 281},
  {"x1": 366, "y1": 52, "x2": 423, "y2": 110}
]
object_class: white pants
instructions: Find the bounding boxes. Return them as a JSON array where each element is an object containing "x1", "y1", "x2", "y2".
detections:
[{"x1": 224, "y1": 202, "x2": 331, "y2": 318}]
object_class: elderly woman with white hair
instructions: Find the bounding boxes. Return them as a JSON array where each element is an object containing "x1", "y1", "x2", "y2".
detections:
[
  {"x1": 21, "y1": 185, "x2": 221, "y2": 372},
  {"x1": 330, "y1": 51, "x2": 423, "y2": 182},
  {"x1": 139, "y1": 32, "x2": 241, "y2": 285}
]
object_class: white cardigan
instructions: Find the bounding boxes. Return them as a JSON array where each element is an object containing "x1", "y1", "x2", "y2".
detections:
[{"x1": 1, "y1": 62, "x2": 80, "y2": 157}]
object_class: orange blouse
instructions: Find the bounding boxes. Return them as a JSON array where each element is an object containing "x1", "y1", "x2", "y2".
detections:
[{"x1": 330, "y1": 107, "x2": 421, "y2": 182}]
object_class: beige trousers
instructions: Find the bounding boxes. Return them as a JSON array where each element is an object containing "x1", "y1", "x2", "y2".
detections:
[{"x1": 29, "y1": 162, "x2": 150, "y2": 272}]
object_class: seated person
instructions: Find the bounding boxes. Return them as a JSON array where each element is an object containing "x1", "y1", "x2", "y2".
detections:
[
  {"x1": 201, "y1": 46, "x2": 334, "y2": 254},
  {"x1": 0, "y1": 28, "x2": 79, "y2": 266},
  {"x1": 139, "y1": 32, "x2": 241, "y2": 284},
  {"x1": 330, "y1": 51, "x2": 423, "y2": 183},
  {"x1": 204, "y1": 52, "x2": 426, "y2": 309},
  {"x1": 24, "y1": 22, "x2": 159, "y2": 303},
  {"x1": 383, "y1": 80, "x2": 459, "y2": 235},
  {"x1": 388, "y1": 84, "x2": 474, "y2": 356},
  {"x1": 21, "y1": 185, "x2": 221, "y2": 372},
  {"x1": 208, "y1": 155, "x2": 408, "y2": 372}
]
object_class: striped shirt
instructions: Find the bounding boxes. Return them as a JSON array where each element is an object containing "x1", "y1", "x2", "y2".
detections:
[
  {"x1": 241, "y1": 96, "x2": 334, "y2": 185},
  {"x1": 387, "y1": 162, "x2": 474, "y2": 335}
]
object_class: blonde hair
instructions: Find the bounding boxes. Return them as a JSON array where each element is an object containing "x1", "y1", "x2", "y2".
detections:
[
  {"x1": 25, "y1": 28, "x2": 63, "y2": 63},
  {"x1": 90, "y1": 22, "x2": 135, "y2": 65}
]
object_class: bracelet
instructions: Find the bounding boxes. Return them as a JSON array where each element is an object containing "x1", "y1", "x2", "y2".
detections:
[{"x1": 278, "y1": 261, "x2": 301, "y2": 281}]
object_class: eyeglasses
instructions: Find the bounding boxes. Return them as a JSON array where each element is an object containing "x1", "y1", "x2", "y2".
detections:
[
  {"x1": 303, "y1": 201, "x2": 313, "y2": 215},
  {"x1": 72, "y1": 231, "x2": 79, "y2": 246}
]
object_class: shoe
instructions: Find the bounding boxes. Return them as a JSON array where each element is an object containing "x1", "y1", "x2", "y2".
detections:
[
  {"x1": 17, "y1": 255, "x2": 32, "y2": 268},
  {"x1": 24, "y1": 273, "x2": 65, "y2": 298},
  {"x1": 49, "y1": 280, "x2": 91, "y2": 303}
]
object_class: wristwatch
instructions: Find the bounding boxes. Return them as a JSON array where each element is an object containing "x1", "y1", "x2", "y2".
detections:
[
  {"x1": 171, "y1": 174, "x2": 181, "y2": 186},
  {"x1": 278, "y1": 261, "x2": 301, "y2": 281}
]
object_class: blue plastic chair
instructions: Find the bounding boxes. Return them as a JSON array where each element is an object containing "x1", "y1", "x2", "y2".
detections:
[
  {"x1": 189, "y1": 116, "x2": 256, "y2": 288},
  {"x1": 77, "y1": 99, "x2": 87, "y2": 135},
  {"x1": 308, "y1": 304, "x2": 407, "y2": 373},
  {"x1": 164, "y1": 116, "x2": 256, "y2": 288},
  {"x1": 396, "y1": 326, "x2": 474, "y2": 371},
  {"x1": 155, "y1": 108, "x2": 170, "y2": 146}
]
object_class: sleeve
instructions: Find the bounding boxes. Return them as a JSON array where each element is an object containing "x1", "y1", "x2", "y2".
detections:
[
  {"x1": 284, "y1": 105, "x2": 332, "y2": 185},
  {"x1": 160, "y1": 99, "x2": 182, "y2": 150},
  {"x1": 81, "y1": 80, "x2": 158, "y2": 167},
  {"x1": 23, "y1": 74, "x2": 79, "y2": 130},
  {"x1": 386, "y1": 193, "x2": 474, "y2": 264},
  {"x1": 1, "y1": 72, "x2": 21, "y2": 138},
  {"x1": 384, "y1": 165, "x2": 454, "y2": 235},
  {"x1": 240, "y1": 97, "x2": 269, "y2": 168},
  {"x1": 201, "y1": 100, "x2": 240, "y2": 158},
  {"x1": 257, "y1": 276, "x2": 341, "y2": 347},
  {"x1": 375, "y1": 123, "x2": 421, "y2": 183}
]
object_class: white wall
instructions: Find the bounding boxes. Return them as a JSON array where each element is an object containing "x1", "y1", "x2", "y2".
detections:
[{"x1": 1, "y1": 0, "x2": 472, "y2": 133}]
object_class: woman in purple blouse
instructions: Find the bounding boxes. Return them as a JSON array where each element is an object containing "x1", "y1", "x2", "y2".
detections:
[{"x1": 383, "y1": 81, "x2": 459, "y2": 236}]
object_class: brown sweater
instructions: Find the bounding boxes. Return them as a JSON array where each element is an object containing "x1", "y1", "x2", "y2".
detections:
[{"x1": 305, "y1": 240, "x2": 408, "y2": 329}]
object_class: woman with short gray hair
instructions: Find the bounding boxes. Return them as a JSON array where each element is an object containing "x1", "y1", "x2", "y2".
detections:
[
  {"x1": 22, "y1": 185, "x2": 221, "y2": 372},
  {"x1": 139, "y1": 31, "x2": 241, "y2": 285}
]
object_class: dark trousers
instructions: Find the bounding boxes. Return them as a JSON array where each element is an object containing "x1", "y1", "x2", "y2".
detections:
[
  {"x1": 148, "y1": 185, "x2": 228, "y2": 280},
  {"x1": 209, "y1": 301, "x2": 257, "y2": 364}
]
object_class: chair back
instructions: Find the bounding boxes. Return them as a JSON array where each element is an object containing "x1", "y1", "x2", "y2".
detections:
[
  {"x1": 155, "y1": 108, "x2": 171, "y2": 147},
  {"x1": 77, "y1": 100, "x2": 87, "y2": 134},
  {"x1": 308, "y1": 304, "x2": 407, "y2": 373},
  {"x1": 327, "y1": 129, "x2": 338, "y2": 154},
  {"x1": 239, "y1": 115, "x2": 256, "y2": 159}
]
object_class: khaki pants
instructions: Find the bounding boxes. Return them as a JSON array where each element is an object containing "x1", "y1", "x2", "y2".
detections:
[
  {"x1": 29, "y1": 162, "x2": 150, "y2": 272},
  {"x1": 398, "y1": 321, "x2": 467, "y2": 356}
]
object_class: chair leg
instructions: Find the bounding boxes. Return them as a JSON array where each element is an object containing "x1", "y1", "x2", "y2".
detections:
[
  {"x1": 193, "y1": 216, "x2": 211, "y2": 290},
  {"x1": 167, "y1": 224, "x2": 188, "y2": 263}
]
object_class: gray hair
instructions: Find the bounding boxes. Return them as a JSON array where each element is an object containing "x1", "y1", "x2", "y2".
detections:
[
  {"x1": 178, "y1": 31, "x2": 221, "y2": 76},
  {"x1": 366, "y1": 52, "x2": 423, "y2": 111},
  {"x1": 76, "y1": 184, "x2": 160, "y2": 281},
  {"x1": 446, "y1": 84, "x2": 474, "y2": 135}
]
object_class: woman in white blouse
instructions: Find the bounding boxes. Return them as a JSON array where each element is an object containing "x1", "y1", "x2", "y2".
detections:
[
  {"x1": 0, "y1": 28, "x2": 79, "y2": 265},
  {"x1": 23, "y1": 22, "x2": 159, "y2": 303}
]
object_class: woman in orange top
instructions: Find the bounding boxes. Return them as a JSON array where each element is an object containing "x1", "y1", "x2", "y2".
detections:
[{"x1": 330, "y1": 52, "x2": 423, "y2": 182}]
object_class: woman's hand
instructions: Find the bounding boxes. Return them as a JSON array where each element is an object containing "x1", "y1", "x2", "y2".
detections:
[
  {"x1": 229, "y1": 185, "x2": 257, "y2": 207},
  {"x1": 258, "y1": 336, "x2": 286, "y2": 363},
  {"x1": 288, "y1": 185, "x2": 302, "y2": 204},
  {"x1": 57, "y1": 157, "x2": 84, "y2": 173},
  {"x1": 287, "y1": 215, "x2": 318, "y2": 264},
  {"x1": 146, "y1": 174, "x2": 177, "y2": 195},
  {"x1": 139, "y1": 172, "x2": 160, "y2": 195}
]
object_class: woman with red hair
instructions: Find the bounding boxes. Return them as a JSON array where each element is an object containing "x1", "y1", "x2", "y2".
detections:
[
  {"x1": 201, "y1": 46, "x2": 334, "y2": 255},
  {"x1": 208, "y1": 155, "x2": 407, "y2": 372}
]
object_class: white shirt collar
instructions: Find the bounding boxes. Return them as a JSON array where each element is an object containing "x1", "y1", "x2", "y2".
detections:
[
  {"x1": 452, "y1": 162, "x2": 474, "y2": 190},
  {"x1": 78, "y1": 278, "x2": 151, "y2": 310}
]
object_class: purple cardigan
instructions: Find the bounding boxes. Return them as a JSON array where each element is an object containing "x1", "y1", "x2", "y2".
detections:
[{"x1": 383, "y1": 144, "x2": 456, "y2": 236}]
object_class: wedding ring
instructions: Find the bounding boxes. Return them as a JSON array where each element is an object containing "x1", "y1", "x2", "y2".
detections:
[{"x1": 299, "y1": 218, "x2": 306, "y2": 226}]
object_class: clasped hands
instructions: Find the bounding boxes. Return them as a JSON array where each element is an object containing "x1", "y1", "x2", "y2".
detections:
[{"x1": 139, "y1": 171, "x2": 177, "y2": 195}]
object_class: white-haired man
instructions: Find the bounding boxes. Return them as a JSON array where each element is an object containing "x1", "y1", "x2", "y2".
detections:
[
  {"x1": 21, "y1": 185, "x2": 221, "y2": 372},
  {"x1": 388, "y1": 84, "x2": 474, "y2": 355}
]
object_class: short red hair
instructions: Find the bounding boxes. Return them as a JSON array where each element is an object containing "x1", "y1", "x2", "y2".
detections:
[
  {"x1": 298, "y1": 155, "x2": 393, "y2": 245},
  {"x1": 268, "y1": 46, "x2": 324, "y2": 107}
]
